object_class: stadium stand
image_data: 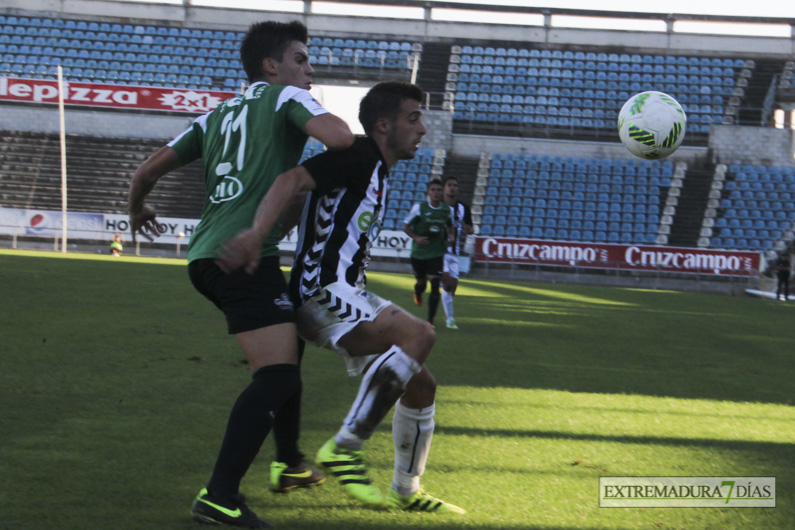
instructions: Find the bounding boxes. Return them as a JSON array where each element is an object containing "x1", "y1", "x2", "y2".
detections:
[
  {"x1": 0, "y1": 132, "x2": 330, "y2": 220},
  {"x1": 447, "y1": 45, "x2": 751, "y2": 139},
  {"x1": 0, "y1": 15, "x2": 420, "y2": 90},
  {"x1": 473, "y1": 153, "x2": 670, "y2": 243},
  {"x1": 0, "y1": 130, "x2": 204, "y2": 218},
  {"x1": 383, "y1": 148, "x2": 445, "y2": 230},
  {"x1": 308, "y1": 36, "x2": 421, "y2": 71},
  {"x1": 2, "y1": 2, "x2": 794, "y2": 266},
  {"x1": 708, "y1": 164, "x2": 795, "y2": 251}
]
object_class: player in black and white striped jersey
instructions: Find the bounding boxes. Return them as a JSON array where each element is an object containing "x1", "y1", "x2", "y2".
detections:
[
  {"x1": 217, "y1": 82, "x2": 465, "y2": 515},
  {"x1": 441, "y1": 176, "x2": 473, "y2": 329}
]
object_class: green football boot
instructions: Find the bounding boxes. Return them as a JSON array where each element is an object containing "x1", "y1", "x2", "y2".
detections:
[
  {"x1": 315, "y1": 438, "x2": 384, "y2": 506},
  {"x1": 269, "y1": 461, "x2": 325, "y2": 493},
  {"x1": 386, "y1": 488, "x2": 466, "y2": 514},
  {"x1": 191, "y1": 488, "x2": 273, "y2": 528}
]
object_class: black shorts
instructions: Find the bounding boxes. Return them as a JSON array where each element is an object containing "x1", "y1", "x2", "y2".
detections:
[
  {"x1": 411, "y1": 256, "x2": 444, "y2": 279},
  {"x1": 188, "y1": 257, "x2": 295, "y2": 335}
]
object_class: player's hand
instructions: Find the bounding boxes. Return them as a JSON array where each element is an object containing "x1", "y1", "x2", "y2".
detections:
[
  {"x1": 216, "y1": 228, "x2": 262, "y2": 275},
  {"x1": 129, "y1": 204, "x2": 166, "y2": 243},
  {"x1": 414, "y1": 236, "x2": 430, "y2": 245}
]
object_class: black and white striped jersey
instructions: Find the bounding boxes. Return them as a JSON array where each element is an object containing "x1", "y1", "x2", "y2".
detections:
[
  {"x1": 448, "y1": 201, "x2": 472, "y2": 256},
  {"x1": 290, "y1": 136, "x2": 388, "y2": 305}
]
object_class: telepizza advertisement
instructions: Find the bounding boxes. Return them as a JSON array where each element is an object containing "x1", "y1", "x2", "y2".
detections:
[{"x1": 0, "y1": 76, "x2": 236, "y2": 113}]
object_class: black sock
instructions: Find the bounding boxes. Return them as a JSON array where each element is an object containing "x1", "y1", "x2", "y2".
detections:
[
  {"x1": 273, "y1": 341, "x2": 305, "y2": 467},
  {"x1": 414, "y1": 282, "x2": 424, "y2": 296},
  {"x1": 428, "y1": 278, "x2": 441, "y2": 323},
  {"x1": 207, "y1": 363, "x2": 300, "y2": 499}
]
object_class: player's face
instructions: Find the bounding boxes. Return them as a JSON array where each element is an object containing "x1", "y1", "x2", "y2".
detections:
[
  {"x1": 271, "y1": 40, "x2": 314, "y2": 90},
  {"x1": 428, "y1": 183, "x2": 443, "y2": 204},
  {"x1": 386, "y1": 98, "x2": 426, "y2": 161},
  {"x1": 444, "y1": 179, "x2": 458, "y2": 201}
]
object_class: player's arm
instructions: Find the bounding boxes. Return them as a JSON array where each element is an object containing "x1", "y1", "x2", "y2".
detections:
[
  {"x1": 462, "y1": 205, "x2": 474, "y2": 235},
  {"x1": 445, "y1": 209, "x2": 456, "y2": 248},
  {"x1": 305, "y1": 113, "x2": 354, "y2": 151},
  {"x1": 402, "y1": 204, "x2": 428, "y2": 244},
  {"x1": 217, "y1": 166, "x2": 317, "y2": 274},
  {"x1": 402, "y1": 212, "x2": 429, "y2": 245},
  {"x1": 279, "y1": 191, "x2": 308, "y2": 238},
  {"x1": 128, "y1": 145, "x2": 185, "y2": 242},
  {"x1": 446, "y1": 225, "x2": 456, "y2": 248}
]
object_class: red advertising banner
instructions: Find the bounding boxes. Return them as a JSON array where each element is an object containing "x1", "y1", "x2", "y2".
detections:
[
  {"x1": 0, "y1": 76, "x2": 236, "y2": 113},
  {"x1": 475, "y1": 236, "x2": 760, "y2": 276}
]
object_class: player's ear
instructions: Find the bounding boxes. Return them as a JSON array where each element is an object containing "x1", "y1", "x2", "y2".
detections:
[
  {"x1": 262, "y1": 57, "x2": 278, "y2": 77},
  {"x1": 374, "y1": 116, "x2": 391, "y2": 135}
]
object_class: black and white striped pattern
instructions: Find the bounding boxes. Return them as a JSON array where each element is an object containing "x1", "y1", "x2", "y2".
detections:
[
  {"x1": 448, "y1": 201, "x2": 471, "y2": 256},
  {"x1": 315, "y1": 287, "x2": 366, "y2": 323},
  {"x1": 297, "y1": 190, "x2": 339, "y2": 299},
  {"x1": 291, "y1": 140, "x2": 387, "y2": 306}
]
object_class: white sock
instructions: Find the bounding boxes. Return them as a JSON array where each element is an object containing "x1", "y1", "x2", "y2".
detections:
[
  {"x1": 442, "y1": 290, "x2": 454, "y2": 320},
  {"x1": 334, "y1": 425, "x2": 363, "y2": 451},
  {"x1": 391, "y1": 400, "x2": 435, "y2": 496},
  {"x1": 340, "y1": 346, "x2": 421, "y2": 445}
]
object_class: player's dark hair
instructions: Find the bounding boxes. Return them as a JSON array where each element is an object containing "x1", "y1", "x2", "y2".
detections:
[
  {"x1": 240, "y1": 20, "x2": 308, "y2": 83},
  {"x1": 444, "y1": 176, "x2": 458, "y2": 185},
  {"x1": 428, "y1": 179, "x2": 443, "y2": 188},
  {"x1": 359, "y1": 82, "x2": 424, "y2": 135}
]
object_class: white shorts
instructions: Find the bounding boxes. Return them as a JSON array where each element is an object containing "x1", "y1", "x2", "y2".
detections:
[
  {"x1": 443, "y1": 253, "x2": 459, "y2": 280},
  {"x1": 296, "y1": 281, "x2": 391, "y2": 376}
]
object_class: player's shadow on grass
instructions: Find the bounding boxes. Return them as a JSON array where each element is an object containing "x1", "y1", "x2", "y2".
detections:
[{"x1": 435, "y1": 425, "x2": 792, "y2": 452}]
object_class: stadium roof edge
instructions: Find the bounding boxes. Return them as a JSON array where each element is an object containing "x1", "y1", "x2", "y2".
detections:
[{"x1": 332, "y1": 0, "x2": 795, "y2": 24}]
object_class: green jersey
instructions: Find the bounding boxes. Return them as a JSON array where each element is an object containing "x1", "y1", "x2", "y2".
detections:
[
  {"x1": 168, "y1": 82, "x2": 327, "y2": 262},
  {"x1": 404, "y1": 200, "x2": 452, "y2": 260}
]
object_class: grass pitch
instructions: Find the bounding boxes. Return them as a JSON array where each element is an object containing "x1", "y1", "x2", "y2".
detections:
[{"x1": 0, "y1": 249, "x2": 792, "y2": 529}]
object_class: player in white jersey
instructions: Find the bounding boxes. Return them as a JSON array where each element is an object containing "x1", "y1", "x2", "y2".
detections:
[
  {"x1": 217, "y1": 82, "x2": 465, "y2": 515},
  {"x1": 441, "y1": 176, "x2": 473, "y2": 329}
]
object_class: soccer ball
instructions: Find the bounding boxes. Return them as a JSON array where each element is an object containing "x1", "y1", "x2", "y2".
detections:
[{"x1": 618, "y1": 91, "x2": 687, "y2": 160}]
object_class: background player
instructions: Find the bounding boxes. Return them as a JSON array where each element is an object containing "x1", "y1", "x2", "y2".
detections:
[
  {"x1": 440, "y1": 176, "x2": 473, "y2": 329},
  {"x1": 128, "y1": 20, "x2": 353, "y2": 528},
  {"x1": 217, "y1": 81, "x2": 465, "y2": 515},
  {"x1": 402, "y1": 180, "x2": 453, "y2": 328},
  {"x1": 776, "y1": 252, "x2": 791, "y2": 301}
]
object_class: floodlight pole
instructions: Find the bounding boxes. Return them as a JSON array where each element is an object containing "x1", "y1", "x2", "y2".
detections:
[
  {"x1": 57, "y1": 66, "x2": 68, "y2": 253},
  {"x1": 410, "y1": 53, "x2": 419, "y2": 86}
]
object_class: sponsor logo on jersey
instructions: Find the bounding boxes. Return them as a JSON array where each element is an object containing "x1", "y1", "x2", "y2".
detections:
[
  {"x1": 357, "y1": 211, "x2": 375, "y2": 232},
  {"x1": 209, "y1": 176, "x2": 244, "y2": 204}
]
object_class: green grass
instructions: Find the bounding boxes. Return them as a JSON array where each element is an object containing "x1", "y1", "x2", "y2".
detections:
[{"x1": 0, "y1": 249, "x2": 792, "y2": 529}]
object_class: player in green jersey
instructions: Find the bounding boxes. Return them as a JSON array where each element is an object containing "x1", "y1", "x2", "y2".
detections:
[
  {"x1": 403, "y1": 180, "x2": 453, "y2": 327},
  {"x1": 128, "y1": 20, "x2": 353, "y2": 528}
]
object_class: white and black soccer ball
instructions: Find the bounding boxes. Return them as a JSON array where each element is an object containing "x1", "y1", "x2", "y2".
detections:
[{"x1": 618, "y1": 91, "x2": 687, "y2": 160}]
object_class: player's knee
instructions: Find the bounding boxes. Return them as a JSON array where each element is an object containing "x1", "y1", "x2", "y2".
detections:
[
  {"x1": 420, "y1": 369, "x2": 436, "y2": 394},
  {"x1": 405, "y1": 368, "x2": 436, "y2": 405},
  {"x1": 446, "y1": 279, "x2": 458, "y2": 294},
  {"x1": 430, "y1": 277, "x2": 440, "y2": 294},
  {"x1": 400, "y1": 317, "x2": 435, "y2": 361},
  {"x1": 416, "y1": 319, "x2": 436, "y2": 351}
]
